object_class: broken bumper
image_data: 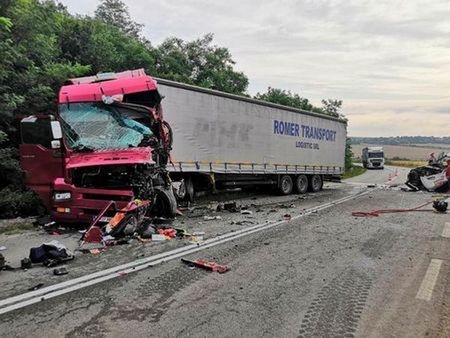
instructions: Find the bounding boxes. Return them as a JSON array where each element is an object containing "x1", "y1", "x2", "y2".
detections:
[{"x1": 50, "y1": 178, "x2": 134, "y2": 223}]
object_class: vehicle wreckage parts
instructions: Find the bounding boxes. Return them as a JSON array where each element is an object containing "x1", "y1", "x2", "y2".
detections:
[
  {"x1": 406, "y1": 165, "x2": 444, "y2": 191},
  {"x1": 175, "y1": 177, "x2": 195, "y2": 202},
  {"x1": 0, "y1": 190, "x2": 370, "y2": 316},
  {"x1": 151, "y1": 186, "x2": 177, "y2": 218}
]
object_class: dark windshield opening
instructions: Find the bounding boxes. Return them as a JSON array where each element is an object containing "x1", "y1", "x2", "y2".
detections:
[
  {"x1": 59, "y1": 102, "x2": 153, "y2": 151},
  {"x1": 369, "y1": 152, "x2": 384, "y2": 158}
]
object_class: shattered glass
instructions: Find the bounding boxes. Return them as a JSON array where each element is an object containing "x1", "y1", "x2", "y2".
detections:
[{"x1": 59, "y1": 102, "x2": 152, "y2": 151}]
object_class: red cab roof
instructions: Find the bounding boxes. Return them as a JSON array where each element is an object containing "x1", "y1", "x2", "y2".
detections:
[{"x1": 59, "y1": 69, "x2": 158, "y2": 104}]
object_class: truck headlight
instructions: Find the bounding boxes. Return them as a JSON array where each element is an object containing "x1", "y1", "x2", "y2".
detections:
[{"x1": 54, "y1": 192, "x2": 71, "y2": 201}]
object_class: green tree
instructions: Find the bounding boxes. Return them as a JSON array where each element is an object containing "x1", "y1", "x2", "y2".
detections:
[
  {"x1": 345, "y1": 138, "x2": 353, "y2": 171},
  {"x1": 154, "y1": 34, "x2": 249, "y2": 95},
  {"x1": 321, "y1": 99, "x2": 343, "y2": 118},
  {"x1": 254, "y1": 87, "x2": 319, "y2": 111},
  {"x1": 58, "y1": 16, "x2": 155, "y2": 74},
  {"x1": 95, "y1": 0, "x2": 143, "y2": 38}
]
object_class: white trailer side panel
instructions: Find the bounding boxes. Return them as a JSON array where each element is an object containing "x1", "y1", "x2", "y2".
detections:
[{"x1": 158, "y1": 81, "x2": 347, "y2": 175}]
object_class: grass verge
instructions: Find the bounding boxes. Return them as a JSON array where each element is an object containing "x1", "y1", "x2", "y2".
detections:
[
  {"x1": 385, "y1": 160, "x2": 426, "y2": 167},
  {"x1": 342, "y1": 165, "x2": 367, "y2": 179},
  {"x1": 0, "y1": 220, "x2": 35, "y2": 235}
]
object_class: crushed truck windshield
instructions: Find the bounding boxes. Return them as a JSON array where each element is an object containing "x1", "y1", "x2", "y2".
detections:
[{"x1": 59, "y1": 102, "x2": 152, "y2": 151}]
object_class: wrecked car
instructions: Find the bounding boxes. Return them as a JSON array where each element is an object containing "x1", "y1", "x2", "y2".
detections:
[
  {"x1": 19, "y1": 69, "x2": 176, "y2": 224},
  {"x1": 405, "y1": 151, "x2": 450, "y2": 192}
]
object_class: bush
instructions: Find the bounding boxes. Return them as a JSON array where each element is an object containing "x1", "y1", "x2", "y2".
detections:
[
  {"x1": 0, "y1": 187, "x2": 43, "y2": 218},
  {"x1": 0, "y1": 132, "x2": 42, "y2": 218}
]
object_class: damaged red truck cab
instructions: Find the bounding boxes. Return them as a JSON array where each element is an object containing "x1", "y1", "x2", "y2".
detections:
[{"x1": 19, "y1": 69, "x2": 174, "y2": 224}]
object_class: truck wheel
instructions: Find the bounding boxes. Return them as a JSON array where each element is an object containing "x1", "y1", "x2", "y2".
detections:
[
  {"x1": 278, "y1": 175, "x2": 293, "y2": 195},
  {"x1": 308, "y1": 174, "x2": 323, "y2": 192},
  {"x1": 295, "y1": 175, "x2": 308, "y2": 194},
  {"x1": 152, "y1": 186, "x2": 178, "y2": 218}
]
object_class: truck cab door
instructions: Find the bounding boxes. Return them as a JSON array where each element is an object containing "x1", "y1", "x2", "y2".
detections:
[{"x1": 19, "y1": 116, "x2": 64, "y2": 210}]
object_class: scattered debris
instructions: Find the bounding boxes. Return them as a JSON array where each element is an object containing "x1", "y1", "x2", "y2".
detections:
[
  {"x1": 44, "y1": 221, "x2": 56, "y2": 228},
  {"x1": 136, "y1": 236, "x2": 152, "y2": 243},
  {"x1": 29, "y1": 240, "x2": 74, "y2": 267},
  {"x1": 81, "y1": 225, "x2": 103, "y2": 245},
  {"x1": 432, "y1": 200, "x2": 448, "y2": 213},
  {"x1": 104, "y1": 238, "x2": 131, "y2": 247},
  {"x1": 90, "y1": 248, "x2": 102, "y2": 255},
  {"x1": 28, "y1": 283, "x2": 44, "y2": 291},
  {"x1": 224, "y1": 202, "x2": 238, "y2": 212},
  {"x1": 189, "y1": 236, "x2": 204, "y2": 245},
  {"x1": 181, "y1": 258, "x2": 230, "y2": 273},
  {"x1": 230, "y1": 220, "x2": 255, "y2": 226},
  {"x1": 53, "y1": 267, "x2": 68, "y2": 276},
  {"x1": 203, "y1": 215, "x2": 222, "y2": 221},
  {"x1": 152, "y1": 234, "x2": 166, "y2": 241},
  {"x1": 140, "y1": 225, "x2": 155, "y2": 239},
  {"x1": 0, "y1": 253, "x2": 4, "y2": 270},
  {"x1": 278, "y1": 204, "x2": 292, "y2": 209},
  {"x1": 158, "y1": 229, "x2": 177, "y2": 238},
  {"x1": 21, "y1": 258, "x2": 32, "y2": 270},
  {"x1": 174, "y1": 228, "x2": 191, "y2": 237}
]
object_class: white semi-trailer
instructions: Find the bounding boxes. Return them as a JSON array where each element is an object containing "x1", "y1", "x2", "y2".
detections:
[{"x1": 157, "y1": 78, "x2": 347, "y2": 200}]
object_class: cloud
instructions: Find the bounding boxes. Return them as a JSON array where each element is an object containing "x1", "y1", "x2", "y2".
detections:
[{"x1": 59, "y1": 0, "x2": 450, "y2": 136}]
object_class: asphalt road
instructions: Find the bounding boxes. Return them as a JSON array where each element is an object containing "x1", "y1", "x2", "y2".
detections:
[
  {"x1": 345, "y1": 165, "x2": 410, "y2": 185},
  {"x1": 1, "y1": 167, "x2": 449, "y2": 337}
]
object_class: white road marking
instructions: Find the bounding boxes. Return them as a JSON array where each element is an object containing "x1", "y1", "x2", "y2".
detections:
[
  {"x1": 0, "y1": 190, "x2": 372, "y2": 315},
  {"x1": 441, "y1": 222, "x2": 450, "y2": 238},
  {"x1": 416, "y1": 259, "x2": 443, "y2": 301}
]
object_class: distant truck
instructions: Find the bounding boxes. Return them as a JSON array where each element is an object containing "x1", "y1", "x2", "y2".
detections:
[
  {"x1": 156, "y1": 78, "x2": 347, "y2": 200},
  {"x1": 362, "y1": 146, "x2": 384, "y2": 169}
]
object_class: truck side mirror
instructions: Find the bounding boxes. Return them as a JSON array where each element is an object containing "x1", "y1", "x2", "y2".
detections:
[{"x1": 51, "y1": 121, "x2": 62, "y2": 139}]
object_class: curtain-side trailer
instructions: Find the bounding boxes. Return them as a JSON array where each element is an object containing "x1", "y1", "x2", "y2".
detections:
[{"x1": 157, "y1": 78, "x2": 347, "y2": 201}]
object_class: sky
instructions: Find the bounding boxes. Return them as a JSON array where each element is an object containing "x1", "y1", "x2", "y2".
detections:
[{"x1": 59, "y1": 0, "x2": 450, "y2": 137}]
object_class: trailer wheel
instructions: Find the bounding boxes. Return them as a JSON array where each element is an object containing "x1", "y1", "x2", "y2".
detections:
[
  {"x1": 176, "y1": 177, "x2": 194, "y2": 202},
  {"x1": 308, "y1": 174, "x2": 323, "y2": 192},
  {"x1": 151, "y1": 186, "x2": 178, "y2": 218},
  {"x1": 295, "y1": 175, "x2": 308, "y2": 194},
  {"x1": 278, "y1": 175, "x2": 293, "y2": 195}
]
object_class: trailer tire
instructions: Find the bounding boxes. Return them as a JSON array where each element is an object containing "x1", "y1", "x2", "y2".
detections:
[
  {"x1": 295, "y1": 174, "x2": 309, "y2": 194},
  {"x1": 152, "y1": 186, "x2": 178, "y2": 218},
  {"x1": 278, "y1": 175, "x2": 293, "y2": 195},
  {"x1": 175, "y1": 177, "x2": 195, "y2": 202},
  {"x1": 308, "y1": 174, "x2": 323, "y2": 192}
]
